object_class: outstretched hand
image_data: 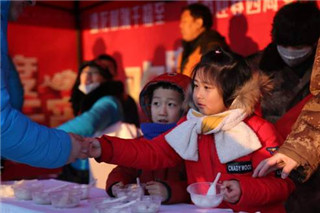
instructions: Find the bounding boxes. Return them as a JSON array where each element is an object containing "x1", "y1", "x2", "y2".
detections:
[
  {"x1": 67, "y1": 134, "x2": 101, "y2": 164},
  {"x1": 252, "y1": 153, "x2": 298, "y2": 179},
  {"x1": 67, "y1": 133, "x2": 87, "y2": 164},
  {"x1": 87, "y1": 138, "x2": 102, "y2": 158}
]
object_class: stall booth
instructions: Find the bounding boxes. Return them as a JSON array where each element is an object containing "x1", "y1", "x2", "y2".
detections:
[{"x1": 2, "y1": 0, "x2": 314, "y2": 192}]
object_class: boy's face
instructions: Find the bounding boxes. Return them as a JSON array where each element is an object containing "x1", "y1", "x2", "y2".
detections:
[
  {"x1": 193, "y1": 73, "x2": 226, "y2": 115},
  {"x1": 151, "y1": 88, "x2": 183, "y2": 124}
]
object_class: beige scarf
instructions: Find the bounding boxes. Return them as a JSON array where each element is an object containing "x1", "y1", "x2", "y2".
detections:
[{"x1": 165, "y1": 109, "x2": 262, "y2": 163}]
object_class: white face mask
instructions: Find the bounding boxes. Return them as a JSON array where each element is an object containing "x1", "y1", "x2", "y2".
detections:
[
  {"x1": 277, "y1": 45, "x2": 313, "y2": 67},
  {"x1": 78, "y1": 82, "x2": 100, "y2": 94}
]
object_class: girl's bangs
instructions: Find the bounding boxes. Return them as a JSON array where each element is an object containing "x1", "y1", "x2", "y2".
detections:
[{"x1": 195, "y1": 66, "x2": 217, "y2": 85}]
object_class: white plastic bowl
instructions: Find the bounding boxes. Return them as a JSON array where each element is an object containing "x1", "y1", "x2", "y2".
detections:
[
  {"x1": 113, "y1": 184, "x2": 144, "y2": 201},
  {"x1": 49, "y1": 190, "x2": 81, "y2": 208},
  {"x1": 68, "y1": 184, "x2": 90, "y2": 200},
  {"x1": 32, "y1": 189, "x2": 51, "y2": 205},
  {"x1": 12, "y1": 180, "x2": 43, "y2": 200},
  {"x1": 187, "y1": 182, "x2": 224, "y2": 208},
  {"x1": 131, "y1": 195, "x2": 162, "y2": 213}
]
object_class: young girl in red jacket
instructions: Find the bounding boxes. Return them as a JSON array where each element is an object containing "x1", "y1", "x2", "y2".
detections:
[
  {"x1": 106, "y1": 73, "x2": 191, "y2": 204},
  {"x1": 88, "y1": 47, "x2": 295, "y2": 212}
]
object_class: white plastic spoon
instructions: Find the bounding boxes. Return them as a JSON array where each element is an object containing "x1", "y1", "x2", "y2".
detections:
[{"x1": 207, "y1": 172, "x2": 221, "y2": 195}]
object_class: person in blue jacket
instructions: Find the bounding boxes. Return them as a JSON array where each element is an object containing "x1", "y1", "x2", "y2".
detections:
[
  {"x1": 1, "y1": 0, "x2": 86, "y2": 168},
  {"x1": 57, "y1": 61, "x2": 124, "y2": 184},
  {"x1": 1, "y1": 57, "x2": 26, "y2": 174},
  {"x1": 7, "y1": 57, "x2": 24, "y2": 111}
]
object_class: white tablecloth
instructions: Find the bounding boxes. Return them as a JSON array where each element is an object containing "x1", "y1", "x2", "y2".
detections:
[{"x1": 0, "y1": 179, "x2": 233, "y2": 213}]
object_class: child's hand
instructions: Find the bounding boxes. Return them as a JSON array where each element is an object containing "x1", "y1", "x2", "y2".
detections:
[
  {"x1": 88, "y1": 139, "x2": 102, "y2": 158},
  {"x1": 111, "y1": 182, "x2": 124, "y2": 197},
  {"x1": 222, "y1": 180, "x2": 241, "y2": 204},
  {"x1": 145, "y1": 181, "x2": 168, "y2": 202}
]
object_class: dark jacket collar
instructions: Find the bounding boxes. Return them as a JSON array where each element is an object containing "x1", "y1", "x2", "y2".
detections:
[{"x1": 71, "y1": 81, "x2": 124, "y2": 115}]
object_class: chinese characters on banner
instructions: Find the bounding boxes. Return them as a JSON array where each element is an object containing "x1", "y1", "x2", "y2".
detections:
[
  {"x1": 89, "y1": 0, "x2": 294, "y2": 33},
  {"x1": 84, "y1": 0, "x2": 294, "y2": 103},
  {"x1": 90, "y1": 2, "x2": 165, "y2": 33},
  {"x1": 13, "y1": 55, "x2": 45, "y2": 124},
  {"x1": 11, "y1": 0, "x2": 299, "y2": 127},
  {"x1": 13, "y1": 55, "x2": 76, "y2": 127}
]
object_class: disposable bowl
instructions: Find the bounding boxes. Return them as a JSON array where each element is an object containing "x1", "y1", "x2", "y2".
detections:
[
  {"x1": 187, "y1": 182, "x2": 224, "y2": 208},
  {"x1": 68, "y1": 184, "x2": 90, "y2": 200},
  {"x1": 32, "y1": 189, "x2": 51, "y2": 205},
  {"x1": 131, "y1": 195, "x2": 162, "y2": 213},
  {"x1": 12, "y1": 181, "x2": 43, "y2": 200},
  {"x1": 49, "y1": 189, "x2": 81, "y2": 208},
  {"x1": 113, "y1": 184, "x2": 144, "y2": 201}
]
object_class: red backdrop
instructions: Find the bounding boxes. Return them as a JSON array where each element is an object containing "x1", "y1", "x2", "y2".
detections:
[
  {"x1": 5, "y1": 0, "x2": 320, "y2": 181},
  {"x1": 8, "y1": 4, "x2": 78, "y2": 127},
  {"x1": 7, "y1": 0, "x2": 320, "y2": 127}
]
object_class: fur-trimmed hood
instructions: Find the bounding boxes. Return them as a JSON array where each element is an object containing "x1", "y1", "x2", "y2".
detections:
[{"x1": 230, "y1": 71, "x2": 273, "y2": 116}]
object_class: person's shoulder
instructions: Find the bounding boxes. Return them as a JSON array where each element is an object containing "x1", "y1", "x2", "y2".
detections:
[
  {"x1": 246, "y1": 115, "x2": 283, "y2": 145},
  {"x1": 95, "y1": 96, "x2": 121, "y2": 106},
  {"x1": 205, "y1": 30, "x2": 224, "y2": 39},
  {"x1": 103, "y1": 80, "x2": 124, "y2": 93},
  {"x1": 246, "y1": 115, "x2": 275, "y2": 133},
  {"x1": 202, "y1": 30, "x2": 229, "y2": 49}
]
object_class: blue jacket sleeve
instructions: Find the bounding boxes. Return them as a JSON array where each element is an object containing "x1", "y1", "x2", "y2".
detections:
[
  {"x1": 1, "y1": 2, "x2": 71, "y2": 168},
  {"x1": 57, "y1": 96, "x2": 123, "y2": 137},
  {"x1": 7, "y1": 57, "x2": 24, "y2": 111},
  {"x1": 1, "y1": 74, "x2": 72, "y2": 168}
]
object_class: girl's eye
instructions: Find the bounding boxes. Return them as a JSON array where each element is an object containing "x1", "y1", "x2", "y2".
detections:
[
  {"x1": 193, "y1": 84, "x2": 198, "y2": 88},
  {"x1": 168, "y1": 103, "x2": 177, "y2": 107},
  {"x1": 152, "y1": 101, "x2": 160, "y2": 106},
  {"x1": 204, "y1": 85, "x2": 212, "y2": 90}
]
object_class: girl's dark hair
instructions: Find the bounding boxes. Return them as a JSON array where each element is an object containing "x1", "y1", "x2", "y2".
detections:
[{"x1": 191, "y1": 47, "x2": 252, "y2": 107}]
